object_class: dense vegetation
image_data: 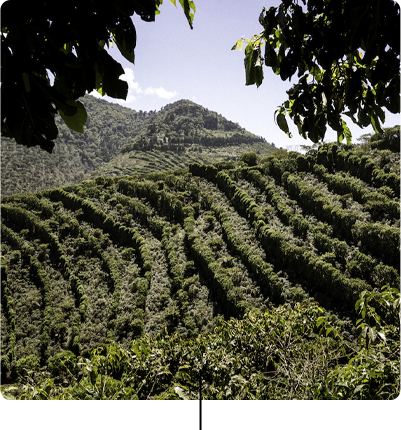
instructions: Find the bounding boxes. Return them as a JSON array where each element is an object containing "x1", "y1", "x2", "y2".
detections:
[
  {"x1": 237, "y1": 0, "x2": 400, "y2": 143},
  {"x1": 1, "y1": 96, "x2": 274, "y2": 196},
  {"x1": 1, "y1": 127, "x2": 399, "y2": 400},
  {"x1": 1, "y1": 0, "x2": 195, "y2": 151}
]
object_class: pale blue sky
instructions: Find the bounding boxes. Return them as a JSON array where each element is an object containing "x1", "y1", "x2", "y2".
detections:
[{"x1": 92, "y1": 0, "x2": 400, "y2": 150}]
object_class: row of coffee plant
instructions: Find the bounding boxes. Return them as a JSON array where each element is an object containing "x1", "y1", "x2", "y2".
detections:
[
  {"x1": 201, "y1": 192, "x2": 284, "y2": 303},
  {"x1": 238, "y1": 166, "x2": 398, "y2": 289},
  {"x1": 1, "y1": 205, "x2": 71, "y2": 278},
  {"x1": 1, "y1": 136, "x2": 399, "y2": 385},
  {"x1": 114, "y1": 175, "x2": 252, "y2": 320},
  {"x1": 1, "y1": 254, "x2": 15, "y2": 373},
  {"x1": 311, "y1": 163, "x2": 399, "y2": 221},
  {"x1": 293, "y1": 142, "x2": 400, "y2": 195},
  {"x1": 1, "y1": 225, "x2": 53, "y2": 364},
  {"x1": 189, "y1": 163, "x2": 387, "y2": 309}
]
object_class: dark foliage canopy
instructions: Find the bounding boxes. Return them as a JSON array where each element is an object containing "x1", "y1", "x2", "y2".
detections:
[
  {"x1": 234, "y1": 0, "x2": 400, "y2": 144},
  {"x1": 0, "y1": 0, "x2": 195, "y2": 152}
]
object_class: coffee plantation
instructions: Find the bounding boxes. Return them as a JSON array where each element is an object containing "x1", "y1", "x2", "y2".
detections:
[{"x1": 1, "y1": 128, "x2": 399, "y2": 399}]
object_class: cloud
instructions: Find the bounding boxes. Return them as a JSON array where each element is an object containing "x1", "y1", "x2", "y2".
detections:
[
  {"x1": 120, "y1": 68, "x2": 136, "y2": 87},
  {"x1": 144, "y1": 87, "x2": 178, "y2": 99},
  {"x1": 114, "y1": 68, "x2": 138, "y2": 103},
  {"x1": 122, "y1": 68, "x2": 177, "y2": 100},
  {"x1": 89, "y1": 90, "x2": 102, "y2": 99},
  {"x1": 89, "y1": 68, "x2": 177, "y2": 102}
]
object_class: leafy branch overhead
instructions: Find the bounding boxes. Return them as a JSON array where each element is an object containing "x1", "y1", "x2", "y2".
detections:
[
  {"x1": 233, "y1": 0, "x2": 400, "y2": 144},
  {"x1": 0, "y1": 0, "x2": 195, "y2": 153}
]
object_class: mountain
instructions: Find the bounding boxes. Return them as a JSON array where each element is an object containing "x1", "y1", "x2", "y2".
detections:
[
  {"x1": 1, "y1": 96, "x2": 275, "y2": 196},
  {"x1": 1, "y1": 131, "x2": 399, "y2": 399}
]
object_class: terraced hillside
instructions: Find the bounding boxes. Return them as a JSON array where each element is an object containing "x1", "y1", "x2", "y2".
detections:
[
  {"x1": 1, "y1": 131, "x2": 400, "y2": 398},
  {"x1": 1, "y1": 96, "x2": 274, "y2": 196}
]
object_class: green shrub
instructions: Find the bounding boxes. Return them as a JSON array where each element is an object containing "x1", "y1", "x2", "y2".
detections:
[
  {"x1": 15, "y1": 354, "x2": 40, "y2": 376},
  {"x1": 10, "y1": 250, "x2": 21, "y2": 262},
  {"x1": 131, "y1": 318, "x2": 144, "y2": 337},
  {"x1": 286, "y1": 286, "x2": 308, "y2": 303},
  {"x1": 239, "y1": 152, "x2": 260, "y2": 166},
  {"x1": 121, "y1": 247, "x2": 135, "y2": 261},
  {"x1": 48, "y1": 351, "x2": 77, "y2": 378}
]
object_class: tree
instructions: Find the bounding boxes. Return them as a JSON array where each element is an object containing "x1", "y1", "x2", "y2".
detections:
[
  {"x1": 233, "y1": 0, "x2": 400, "y2": 144},
  {"x1": 1, "y1": 0, "x2": 195, "y2": 152}
]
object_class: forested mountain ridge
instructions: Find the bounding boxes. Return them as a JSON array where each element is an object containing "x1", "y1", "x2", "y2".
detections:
[
  {"x1": 1, "y1": 95, "x2": 273, "y2": 196},
  {"x1": 119, "y1": 98, "x2": 268, "y2": 152},
  {"x1": 1, "y1": 128, "x2": 399, "y2": 399}
]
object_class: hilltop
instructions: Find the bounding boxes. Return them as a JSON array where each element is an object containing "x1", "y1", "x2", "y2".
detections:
[{"x1": 1, "y1": 96, "x2": 275, "y2": 196}]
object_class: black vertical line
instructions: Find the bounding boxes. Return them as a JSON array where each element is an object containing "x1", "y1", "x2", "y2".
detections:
[
  {"x1": 199, "y1": 369, "x2": 202, "y2": 430},
  {"x1": 198, "y1": 399, "x2": 203, "y2": 430}
]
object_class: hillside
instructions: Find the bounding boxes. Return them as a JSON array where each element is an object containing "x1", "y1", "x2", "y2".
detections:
[
  {"x1": 1, "y1": 128, "x2": 399, "y2": 399},
  {"x1": 1, "y1": 96, "x2": 274, "y2": 196}
]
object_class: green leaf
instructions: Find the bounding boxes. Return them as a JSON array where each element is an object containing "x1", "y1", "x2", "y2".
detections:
[
  {"x1": 95, "y1": 85, "x2": 104, "y2": 96},
  {"x1": 275, "y1": 112, "x2": 291, "y2": 137},
  {"x1": 174, "y1": 0, "x2": 195, "y2": 29},
  {"x1": 58, "y1": 100, "x2": 87, "y2": 134},
  {"x1": 113, "y1": 33, "x2": 135, "y2": 64},
  {"x1": 265, "y1": 43, "x2": 277, "y2": 67},
  {"x1": 93, "y1": 52, "x2": 128, "y2": 99},
  {"x1": 370, "y1": 114, "x2": 383, "y2": 134},
  {"x1": 368, "y1": 326, "x2": 377, "y2": 342},
  {"x1": 341, "y1": 120, "x2": 352, "y2": 145},
  {"x1": 316, "y1": 316, "x2": 324, "y2": 328},
  {"x1": 84, "y1": 358, "x2": 93, "y2": 372},
  {"x1": 174, "y1": 386, "x2": 191, "y2": 400},
  {"x1": 308, "y1": 118, "x2": 319, "y2": 143},
  {"x1": 361, "y1": 325, "x2": 368, "y2": 339},
  {"x1": 232, "y1": 39, "x2": 244, "y2": 51},
  {"x1": 373, "y1": 105, "x2": 385, "y2": 123},
  {"x1": 244, "y1": 42, "x2": 264, "y2": 87},
  {"x1": 377, "y1": 331, "x2": 386, "y2": 342},
  {"x1": 178, "y1": 365, "x2": 191, "y2": 371}
]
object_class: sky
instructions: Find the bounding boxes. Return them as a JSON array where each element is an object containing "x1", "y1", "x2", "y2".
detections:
[{"x1": 90, "y1": 0, "x2": 400, "y2": 151}]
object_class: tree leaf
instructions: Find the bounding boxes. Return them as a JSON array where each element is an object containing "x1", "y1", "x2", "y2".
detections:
[
  {"x1": 265, "y1": 43, "x2": 277, "y2": 67},
  {"x1": 58, "y1": 100, "x2": 87, "y2": 134},
  {"x1": 244, "y1": 42, "x2": 264, "y2": 87},
  {"x1": 368, "y1": 326, "x2": 377, "y2": 343},
  {"x1": 361, "y1": 325, "x2": 368, "y2": 339},
  {"x1": 94, "y1": 51, "x2": 128, "y2": 99},
  {"x1": 341, "y1": 120, "x2": 352, "y2": 145},
  {"x1": 354, "y1": 384, "x2": 365, "y2": 394},
  {"x1": 174, "y1": 385, "x2": 191, "y2": 400},
  {"x1": 377, "y1": 331, "x2": 386, "y2": 342},
  {"x1": 275, "y1": 111, "x2": 291, "y2": 137},
  {"x1": 316, "y1": 316, "x2": 324, "y2": 328},
  {"x1": 110, "y1": 19, "x2": 137, "y2": 64},
  {"x1": 177, "y1": 0, "x2": 196, "y2": 29},
  {"x1": 232, "y1": 39, "x2": 244, "y2": 51}
]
